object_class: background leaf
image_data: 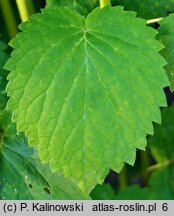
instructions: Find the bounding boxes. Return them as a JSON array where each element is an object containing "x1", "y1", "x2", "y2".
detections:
[
  {"x1": 5, "y1": 6, "x2": 168, "y2": 193},
  {"x1": 112, "y1": 0, "x2": 174, "y2": 19},
  {"x1": 148, "y1": 105, "x2": 174, "y2": 199},
  {"x1": 91, "y1": 184, "x2": 157, "y2": 200},
  {"x1": 91, "y1": 171, "x2": 174, "y2": 200},
  {"x1": 0, "y1": 111, "x2": 89, "y2": 200},
  {"x1": 0, "y1": 42, "x2": 8, "y2": 111},
  {"x1": 149, "y1": 105, "x2": 174, "y2": 162},
  {"x1": 90, "y1": 184, "x2": 116, "y2": 200},
  {"x1": 148, "y1": 167, "x2": 174, "y2": 199},
  {"x1": 46, "y1": 0, "x2": 99, "y2": 16},
  {"x1": 115, "y1": 185, "x2": 157, "y2": 200},
  {"x1": 157, "y1": 14, "x2": 174, "y2": 92}
]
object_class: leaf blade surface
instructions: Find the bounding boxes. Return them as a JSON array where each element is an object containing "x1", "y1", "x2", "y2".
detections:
[
  {"x1": 5, "y1": 6, "x2": 168, "y2": 193},
  {"x1": 157, "y1": 14, "x2": 174, "y2": 92}
]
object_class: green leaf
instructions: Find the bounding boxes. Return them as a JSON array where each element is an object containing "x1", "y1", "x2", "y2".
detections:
[
  {"x1": 90, "y1": 184, "x2": 116, "y2": 200},
  {"x1": 91, "y1": 176, "x2": 174, "y2": 200},
  {"x1": 112, "y1": 0, "x2": 174, "y2": 19},
  {"x1": 149, "y1": 105, "x2": 174, "y2": 162},
  {"x1": 148, "y1": 105, "x2": 174, "y2": 199},
  {"x1": 0, "y1": 42, "x2": 8, "y2": 111},
  {"x1": 91, "y1": 184, "x2": 157, "y2": 200},
  {"x1": 46, "y1": 0, "x2": 98, "y2": 16},
  {"x1": 0, "y1": 112, "x2": 89, "y2": 200},
  {"x1": 91, "y1": 179, "x2": 174, "y2": 200},
  {"x1": 5, "y1": 6, "x2": 168, "y2": 193},
  {"x1": 115, "y1": 174, "x2": 174, "y2": 199},
  {"x1": 157, "y1": 14, "x2": 174, "y2": 92},
  {"x1": 115, "y1": 185, "x2": 157, "y2": 200},
  {"x1": 149, "y1": 166, "x2": 174, "y2": 199}
]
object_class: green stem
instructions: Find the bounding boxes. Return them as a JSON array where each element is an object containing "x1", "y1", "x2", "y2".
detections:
[
  {"x1": 146, "y1": 160, "x2": 173, "y2": 172},
  {"x1": 0, "y1": 0, "x2": 18, "y2": 38},
  {"x1": 25, "y1": 0, "x2": 35, "y2": 16},
  {"x1": 16, "y1": 0, "x2": 30, "y2": 22},
  {"x1": 147, "y1": 17, "x2": 163, "y2": 24},
  {"x1": 100, "y1": 0, "x2": 110, "y2": 8},
  {"x1": 118, "y1": 166, "x2": 127, "y2": 189},
  {"x1": 131, "y1": 159, "x2": 173, "y2": 183}
]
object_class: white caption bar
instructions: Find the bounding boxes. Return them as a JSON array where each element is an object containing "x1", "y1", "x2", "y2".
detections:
[{"x1": 0, "y1": 200, "x2": 173, "y2": 216}]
